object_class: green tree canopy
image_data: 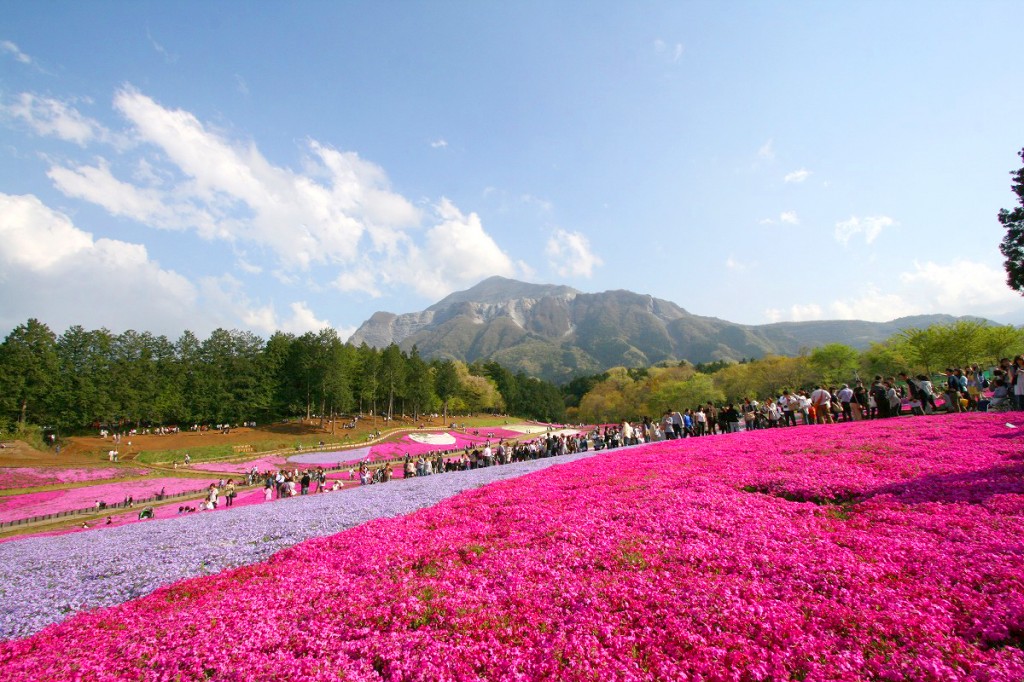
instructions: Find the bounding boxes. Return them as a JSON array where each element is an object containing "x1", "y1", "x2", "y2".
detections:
[
  {"x1": 809, "y1": 343, "x2": 860, "y2": 385},
  {"x1": 0, "y1": 319, "x2": 59, "y2": 428}
]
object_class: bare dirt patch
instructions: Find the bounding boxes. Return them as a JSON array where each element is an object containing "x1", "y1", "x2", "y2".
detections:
[
  {"x1": 1, "y1": 415, "x2": 452, "y2": 468},
  {"x1": 0, "y1": 441, "x2": 99, "y2": 467}
]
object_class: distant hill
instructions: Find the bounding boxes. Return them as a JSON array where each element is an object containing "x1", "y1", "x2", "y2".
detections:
[{"x1": 348, "y1": 276, "x2": 975, "y2": 382}]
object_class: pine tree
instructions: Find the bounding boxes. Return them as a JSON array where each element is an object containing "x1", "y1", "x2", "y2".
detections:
[{"x1": 998, "y1": 148, "x2": 1024, "y2": 292}]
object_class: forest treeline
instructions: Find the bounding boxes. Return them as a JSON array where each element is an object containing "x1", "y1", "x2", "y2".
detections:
[
  {"x1": 2, "y1": 318, "x2": 1021, "y2": 434},
  {"x1": 0, "y1": 319, "x2": 564, "y2": 433},
  {"x1": 561, "y1": 320, "x2": 1024, "y2": 423}
]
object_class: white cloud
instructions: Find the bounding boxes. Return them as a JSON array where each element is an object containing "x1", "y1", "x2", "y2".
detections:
[
  {"x1": 784, "y1": 169, "x2": 811, "y2": 183},
  {"x1": 236, "y1": 258, "x2": 263, "y2": 275},
  {"x1": 0, "y1": 193, "x2": 94, "y2": 269},
  {"x1": 545, "y1": 229, "x2": 603, "y2": 278},
  {"x1": 47, "y1": 160, "x2": 169, "y2": 223},
  {"x1": 1, "y1": 40, "x2": 34, "y2": 65},
  {"x1": 828, "y1": 287, "x2": 919, "y2": 321},
  {"x1": 147, "y1": 29, "x2": 178, "y2": 63},
  {"x1": 899, "y1": 259, "x2": 1020, "y2": 314},
  {"x1": 785, "y1": 259, "x2": 1024, "y2": 323},
  {"x1": 725, "y1": 256, "x2": 746, "y2": 271},
  {"x1": 762, "y1": 303, "x2": 823, "y2": 322},
  {"x1": 0, "y1": 193, "x2": 351, "y2": 339},
  {"x1": 0, "y1": 193, "x2": 201, "y2": 335},
  {"x1": 790, "y1": 303, "x2": 823, "y2": 321},
  {"x1": 654, "y1": 39, "x2": 684, "y2": 62},
  {"x1": 834, "y1": 215, "x2": 895, "y2": 245},
  {"x1": 521, "y1": 194, "x2": 553, "y2": 212},
  {"x1": 281, "y1": 302, "x2": 331, "y2": 334},
  {"x1": 17, "y1": 86, "x2": 527, "y2": 322},
  {"x1": 757, "y1": 139, "x2": 775, "y2": 161},
  {"x1": 429, "y1": 138, "x2": 447, "y2": 149},
  {"x1": 2, "y1": 93, "x2": 110, "y2": 146},
  {"x1": 235, "y1": 75, "x2": 250, "y2": 96},
  {"x1": 332, "y1": 267, "x2": 384, "y2": 297},
  {"x1": 760, "y1": 210, "x2": 799, "y2": 226},
  {"x1": 48, "y1": 87, "x2": 425, "y2": 271},
  {"x1": 402, "y1": 198, "x2": 518, "y2": 298},
  {"x1": 242, "y1": 301, "x2": 331, "y2": 336}
]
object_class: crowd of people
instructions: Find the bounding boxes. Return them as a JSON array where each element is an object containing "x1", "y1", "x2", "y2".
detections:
[
  {"x1": 616, "y1": 358, "x2": 1020, "y2": 442},
  {"x1": 353, "y1": 432, "x2": 591, "y2": 484}
]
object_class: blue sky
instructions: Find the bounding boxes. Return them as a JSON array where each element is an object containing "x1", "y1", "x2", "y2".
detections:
[{"x1": 2, "y1": 1, "x2": 1024, "y2": 342}]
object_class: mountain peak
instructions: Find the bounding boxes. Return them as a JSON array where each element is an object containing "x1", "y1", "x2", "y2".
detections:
[{"x1": 425, "y1": 276, "x2": 579, "y2": 311}]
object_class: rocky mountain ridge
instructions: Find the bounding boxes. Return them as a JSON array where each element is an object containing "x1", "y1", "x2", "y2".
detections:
[{"x1": 348, "y1": 276, "x2": 971, "y2": 381}]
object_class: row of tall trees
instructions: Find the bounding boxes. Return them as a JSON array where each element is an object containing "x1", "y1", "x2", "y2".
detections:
[
  {"x1": 0, "y1": 319, "x2": 566, "y2": 434},
  {"x1": 568, "y1": 320, "x2": 1024, "y2": 424}
]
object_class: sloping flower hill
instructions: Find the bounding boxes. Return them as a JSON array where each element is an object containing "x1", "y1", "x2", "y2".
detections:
[
  {"x1": 0, "y1": 467, "x2": 147, "y2": 492},
  {"x1": 2, "y1": 414, "x2": 1023, "y2": 680},
  {"x1": 0, "y1": 477, "x2": 223, "y2": 523}
]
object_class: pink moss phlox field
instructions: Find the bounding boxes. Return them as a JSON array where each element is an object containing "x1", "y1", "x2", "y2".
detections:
[
  {"x1": 190, "y1": 456, "x2": 290, "y2": 473},
  {"x1": 0, "y1": 477, "x2": 223, "y2": 522},
  {"x1": 3, "y1": 414, "x2": 1024, "y2": 680},
  {"x1": 0, "y1": 467, "x2": 147, "y2": 491}
]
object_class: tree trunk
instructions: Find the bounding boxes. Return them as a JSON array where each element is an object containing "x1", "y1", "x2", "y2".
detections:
[{"x1": 305, "y1": 378, "x2": 311, "y2": 421}]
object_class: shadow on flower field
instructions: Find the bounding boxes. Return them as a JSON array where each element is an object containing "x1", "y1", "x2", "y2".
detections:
[{"x1": 863, "y1": 460, "x2": 1024, "y2": 505}]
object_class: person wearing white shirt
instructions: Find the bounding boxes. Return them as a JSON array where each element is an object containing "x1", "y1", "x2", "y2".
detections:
[
  {"x1": 810, "y1": 386, "x2": 833, "y2": 424},
  {"x1": 778, "y1": 390, "x2": 799, "y2": 426}
]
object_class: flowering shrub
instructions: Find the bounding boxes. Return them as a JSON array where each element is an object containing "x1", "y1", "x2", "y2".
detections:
[
  {"x1": 1, "y1": 414, "x2": 1022, "y2": 680},
  {"x1": 0, "y1": 467, "x2": 147, "y2": 491}
]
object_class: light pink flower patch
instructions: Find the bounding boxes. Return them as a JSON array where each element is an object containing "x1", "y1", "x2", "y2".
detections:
[{"x1": 0, "y1": 467, "x2": 146, "y2": 491}]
